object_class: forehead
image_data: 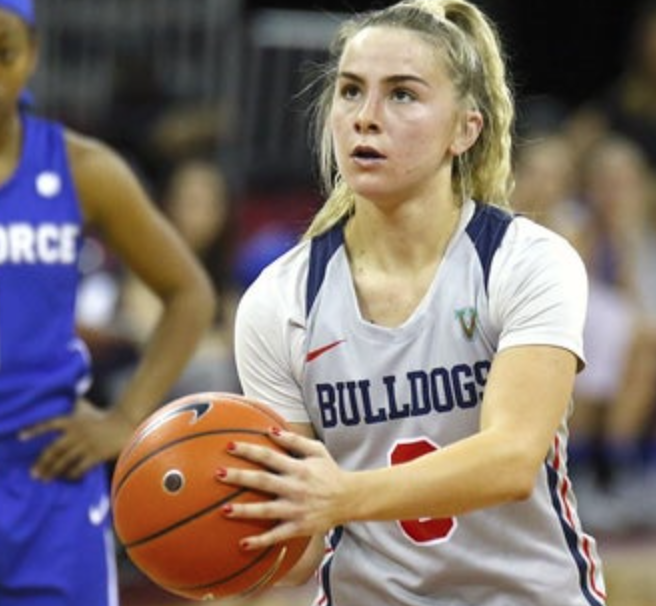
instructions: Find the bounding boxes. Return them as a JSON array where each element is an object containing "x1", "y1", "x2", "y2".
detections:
[
  {"x1": 0, "y1": 8, "x2": 29, "y2": 38},
  {"x1": 339, "y1": 25, "x2": 444, "y2": 78}
]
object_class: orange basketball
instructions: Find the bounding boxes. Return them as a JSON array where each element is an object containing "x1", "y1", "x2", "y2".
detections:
[{"x1": 111, "y1": 392, "x2": 311, "y2": 601}]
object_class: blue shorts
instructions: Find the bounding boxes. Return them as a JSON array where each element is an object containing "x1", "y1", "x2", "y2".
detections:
[{"x1": 0, "y1": 432, "x2": 119, "y2": 606}]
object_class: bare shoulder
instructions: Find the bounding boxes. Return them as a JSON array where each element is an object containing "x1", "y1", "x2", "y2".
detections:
[
  {"x1": 64, "y1": 128, "x2": 119, "y2": 172},
  {"x1": 63, "y1": 128, "x2": 149, "y2": 225}
]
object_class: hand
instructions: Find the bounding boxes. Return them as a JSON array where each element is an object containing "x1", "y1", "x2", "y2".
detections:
[
  {"x1": 218, "y1": 429, "x2": 350, "y2": 550},
  {"x1": 20, "y1": 399, "x2": 135, "y2": 481}
]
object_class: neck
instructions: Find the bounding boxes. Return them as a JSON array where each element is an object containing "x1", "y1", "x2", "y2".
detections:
[{"x1": 345, "y1": 195, "x2": 463, "y2": 273}]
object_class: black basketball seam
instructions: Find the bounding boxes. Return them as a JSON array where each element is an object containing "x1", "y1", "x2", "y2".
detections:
[
  {"x1": 114, "y1": 396, "x2": 294, "y2": 597},
  {"x1": 112, "y1": 428, "x2": 269, "y2": 497},
  {"x1": 235, "y1": 547, "x2": 286, "y2": 598},
  {"x1": 164, "y1": 544, "x2": 282, "y2": 592},
  {"x1": 123, "y1": 486, "x2": 257, "y2": 548}
]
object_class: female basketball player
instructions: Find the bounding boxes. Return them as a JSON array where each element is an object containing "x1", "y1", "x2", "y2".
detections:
[
  {"x1": 0, "y1": 1, "x2": 216, "y2": 604},
  {"x1": 222, "y1": 0, "x2": 607, "y2": 605}
]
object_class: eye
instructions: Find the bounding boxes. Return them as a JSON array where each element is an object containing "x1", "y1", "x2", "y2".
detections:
[
  {"x1": 391, "y1": 88, "x2": 416, "y2": 103},
  {"x1": 0, "y1": 48, "x2": 17, "y2": 65},
  {"x1": 339, "y1": 83, "x2": 361, "y2": 101}
]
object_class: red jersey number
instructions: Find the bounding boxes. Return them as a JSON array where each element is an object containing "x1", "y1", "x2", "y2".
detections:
[{"x1": 390, "y1": 439, "x2": 456, "y2": 544}]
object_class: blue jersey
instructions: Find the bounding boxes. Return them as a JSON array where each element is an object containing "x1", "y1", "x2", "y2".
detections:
[
  {"x1": 0, "y1": 112, "x2": 117, "y2": 606},
  {"x1": 0, "y1": 111, "x2": 90, "y2": 435}
]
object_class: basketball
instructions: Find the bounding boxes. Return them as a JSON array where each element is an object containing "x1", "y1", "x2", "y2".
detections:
[{"x1": 111, "y1": 392, "x2": 311, "y2": 601}]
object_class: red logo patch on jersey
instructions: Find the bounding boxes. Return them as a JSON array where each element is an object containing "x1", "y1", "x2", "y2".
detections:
[{"x1": 306, "y1": 339, "x2": 346, "y2": 362}]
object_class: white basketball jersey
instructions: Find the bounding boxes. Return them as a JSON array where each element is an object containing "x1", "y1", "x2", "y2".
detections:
[{"x1": 235, "y1": 199, "x2": 605, "y2": 606}]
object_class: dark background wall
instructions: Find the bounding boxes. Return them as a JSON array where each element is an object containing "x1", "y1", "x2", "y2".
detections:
[{"x1": 247, "y1": 0, "x2": 644, "y2": 110}]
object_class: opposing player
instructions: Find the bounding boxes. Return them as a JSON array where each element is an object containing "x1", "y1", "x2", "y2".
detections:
[
  {"x1": 222, "y1": 0, "x2": 606, "y2": 605},
  {"x1": 0, "y1": 1, "x2": 216, "y2": 604}
]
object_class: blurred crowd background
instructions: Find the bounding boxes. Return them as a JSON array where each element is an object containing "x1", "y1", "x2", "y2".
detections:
[{"x1": 26, "y1": 0, "x2": 656, "y2": 603}]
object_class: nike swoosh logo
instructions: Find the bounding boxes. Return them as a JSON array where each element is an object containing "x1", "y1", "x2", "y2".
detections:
[
  {"x1": 88, "y1": 495, "x2": 110, "y2": 526},
  {"x1": 306, "y1": 339, "x2": 346, "y2": 362}
]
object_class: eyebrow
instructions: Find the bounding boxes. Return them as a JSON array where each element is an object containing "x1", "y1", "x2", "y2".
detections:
[{"x1": 337, "y1": 71, "x2": 430, "y2": 88}]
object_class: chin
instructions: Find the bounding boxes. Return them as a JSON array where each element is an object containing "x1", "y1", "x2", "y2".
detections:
[{"x1": 347, "y1": 177, "x2": 394, "y2": 200}]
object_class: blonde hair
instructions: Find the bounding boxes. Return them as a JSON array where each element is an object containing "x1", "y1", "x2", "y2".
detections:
[{"x1": 304, "y1": 0, "x2": 515, "y2": 239}]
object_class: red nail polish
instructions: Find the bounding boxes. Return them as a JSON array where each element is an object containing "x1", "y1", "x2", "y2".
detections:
[
  {"x1": 270, "y1": 426, "x2": 282, "y2": 437},
  {"x1": 222, "y1": 504, "x2": 233, "y2": 515},
  {"x1": 240, "y1": 539, "x2": 250, "y2": 551},
  {"x1": 215, "y1": 468, "x2": 227, "y2": 479},
  {"x1": 226, "y1": 441, "x2": 236, "y2": 452}
]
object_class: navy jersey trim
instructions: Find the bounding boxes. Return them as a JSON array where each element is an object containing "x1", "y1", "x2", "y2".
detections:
[
  {"x1": 319, "y1": 525, "x2": 343, "y2": 606},
  {"x1": 306, "y1": 224, "x2": 345, "y2": 319},
  {"x1": 546, "y1": 463, "x2": 606, "y2": 606},
  {"x1": 465, "y1": 203, "x2": 513, "y2": 292}
]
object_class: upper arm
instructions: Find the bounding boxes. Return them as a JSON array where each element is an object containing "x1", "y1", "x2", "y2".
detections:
[
  {"x1": 234, "y1": 267, "x2": 310, "y2": 423},
  {"x1": 66, "y1": 131, "x2": 210, "y2": 300},
  {"x1": 482, "y1": 224, "x2": 586, "y2": 467},
  {"x1": 491, "y1": 223, "x2": 589, "y2": 369},
  {"x1": 481, "y1": 344, "x2": 578, "y2": 468}
]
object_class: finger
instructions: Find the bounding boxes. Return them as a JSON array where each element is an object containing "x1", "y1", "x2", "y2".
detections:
[
  {"x1": 216, "y1": 464, "x2": 288, "y2": 496},
  {"x1": 268, "y1": 428, "x2": 323, "y2": 457},
  {"x1": 19, "y1": 417, "x2": 67, "y2": 440},
  {"x1": 222, "y1": 496, "x2": 286, "y2": 521},
  {"x1": 63, "y1": 453, "x2": 98, "y2": 480},
  {"x1": 33, "y1": 439, "x2": 86, "y2": 480},
  {"x1": 226, "y1": 440, "x2": 300, "y2": 474},
  {"x1": 239, "y1": 521, "x2": 303, "y2": 552}
]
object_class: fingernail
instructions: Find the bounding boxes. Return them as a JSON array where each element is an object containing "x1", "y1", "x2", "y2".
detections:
[
  {"x1": 226, "y1": 441, "x2": 236, "y2": 452},
  {"x1": 270, "y1": 426, "x2": 282, "y2": 437},
  {"x1": 215, "y1": 468, "x2": 227, "y2": 480},
  {"x1": 222, "y1": 504, "x2": 233, "y2": 515},
  {"x1": 240, "y1": 539, "x2": 250, "y2": 551}
]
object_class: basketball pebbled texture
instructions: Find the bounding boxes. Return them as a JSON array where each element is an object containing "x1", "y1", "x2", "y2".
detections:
[{"x1": 111, "y1": 392, "x2": 310, "y2": 601}]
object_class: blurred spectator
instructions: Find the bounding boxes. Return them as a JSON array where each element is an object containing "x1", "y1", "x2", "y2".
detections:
[
  {"x1": 575, "y1": 136, "x2": 656, "y2": 458},
  {"x1": 116, "y1": 157, "x2": 241, "y2": 398},
  {"x1": 567, "y1": 1, "x2": 656, "y2": 168},
  {"x1": 512, "y1": 132, "x2": 656, "y2": 533},
  {"x1": 231, "y1": 186, "x2": 320, "y2": 290},
  {"x1": 511, "y1": 131, "x2": 588, "y2": 241},
  {"x1": 162, "y1": 156, "x2": 239, "y2": 320},
  {"x1": 98, "y1": 48, "x2": 230, "y2": 195},
  {"x1": 233, "y1": 223, "x2": 298, "y2": 290},
  {"x1": 76, "y1": 233, "x2": 139, "y2": 408}
]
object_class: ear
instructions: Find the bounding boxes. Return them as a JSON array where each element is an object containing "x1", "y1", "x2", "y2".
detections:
[{"x1": 450, "y1": 110, "x2": 483, "y2": 156}]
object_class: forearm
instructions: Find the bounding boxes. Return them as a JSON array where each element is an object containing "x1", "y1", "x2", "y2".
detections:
[
  {"x1": 343, "y1": 348, "x2": 575, "y2": 525},
  {"x1": 345, "y1": 428, "x2": 540, "y2": 524},
  {"x1": 113, "y1": 284, "x2": 216, "y2": 427}
]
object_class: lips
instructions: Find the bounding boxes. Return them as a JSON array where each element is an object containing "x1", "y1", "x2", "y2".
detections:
[{"x1": 351, "y1": 145, "x2": 386, "y2": 160}]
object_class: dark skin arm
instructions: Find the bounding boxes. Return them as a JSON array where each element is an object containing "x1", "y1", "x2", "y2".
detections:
[{"x1": 21, "y1": 130, "x2": 217, "y2": 480}]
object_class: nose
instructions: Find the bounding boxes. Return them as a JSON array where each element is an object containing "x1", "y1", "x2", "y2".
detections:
[{"x1": 355, "y1": 95, "x2": 381, "y2": 134}]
